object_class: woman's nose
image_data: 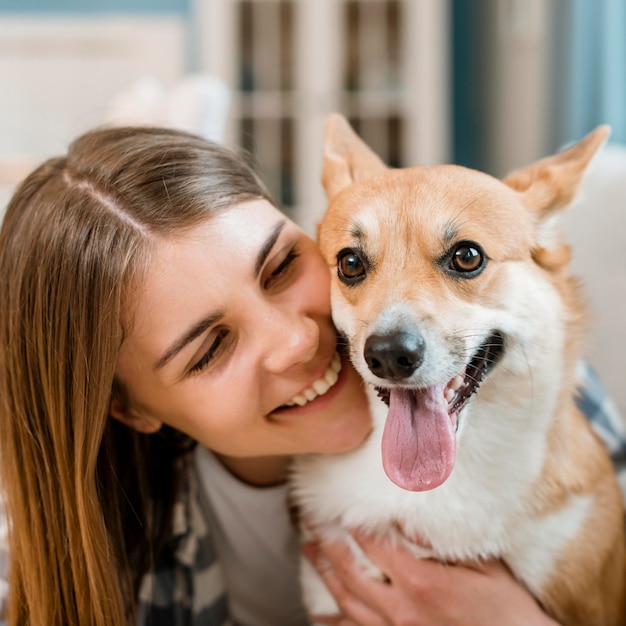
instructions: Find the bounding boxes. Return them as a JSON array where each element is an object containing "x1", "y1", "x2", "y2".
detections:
[{"x1": 261, "y1": 310, "x2": 320, "y2": 374}]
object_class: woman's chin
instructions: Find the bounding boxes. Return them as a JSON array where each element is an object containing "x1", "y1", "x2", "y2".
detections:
[{"x1": 311, "y1": 411, "x2": 373, "y2": 455}]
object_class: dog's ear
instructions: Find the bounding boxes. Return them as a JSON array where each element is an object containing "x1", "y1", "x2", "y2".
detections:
[
  {"x1": 505, "y1": 126, "x2": 610, "y2": 270},
  {"x1": 503, "y1": 125, "x2": 611, "y2": 217},
  {"x1": 322, "y1": 113, "x2": 387, "y2": 198}
]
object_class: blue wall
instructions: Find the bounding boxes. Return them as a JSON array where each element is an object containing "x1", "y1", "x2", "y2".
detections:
[
  {"x1": 451, "y1": 0, "x2": 486, "y2": 170},
  {"x1": 552, "y1": 0, "x2": 626, "y2": 148},
  {"x1": 452, "y1": 0, "x2": 626, "y2": 170},
  {"x1": 0, "y1": 0, "x2": 189, "y2": 13}
]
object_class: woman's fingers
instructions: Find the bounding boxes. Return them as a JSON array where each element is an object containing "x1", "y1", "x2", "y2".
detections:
[
  {"x1": 303, "y1": 528, "x2": 558, "y2": 626},
  {"x1": 351, "y1": 527, "x2": 498, "y2": 580},
  {"x1": 302, "y1": 541, "x2": 391, "y2": 626}
]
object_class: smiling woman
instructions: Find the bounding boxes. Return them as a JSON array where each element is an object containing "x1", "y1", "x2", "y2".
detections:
[
  {"x1": 0, "y1": 125, "x2": 371, "y2": 626},
  {"x1": 0, "y1": 124, "x2": 623, "y2": 626},
  {"x1": 112, "y1": 198, "x2": 370, "y2": 462}
]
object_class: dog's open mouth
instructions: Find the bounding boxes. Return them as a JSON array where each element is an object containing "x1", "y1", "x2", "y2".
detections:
[
  {"x1": 376, "y1": 331, "x2": 505, "y2": 416},
  {"x1": 445, "y1": 331, "x2": 505, "y2": 414},
  {"x1": 376, "y1": 332, "x2": 505, "y2": 493}
]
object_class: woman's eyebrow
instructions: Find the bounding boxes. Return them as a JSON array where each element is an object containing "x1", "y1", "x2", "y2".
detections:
[
  {"x1": 154, "y1": 220, "x2": 287, "y2": 371},
  {"x1": 154, "y1": 311, "x2": 224, "y2": 371},
  {"x1": 254, "y1": 219, "x2": 286, "y2": 278}
]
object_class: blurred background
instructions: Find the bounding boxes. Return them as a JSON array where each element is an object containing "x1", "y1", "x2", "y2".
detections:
[{"x1": 0, "y1": 0, "x2": 624, "y2": 415}]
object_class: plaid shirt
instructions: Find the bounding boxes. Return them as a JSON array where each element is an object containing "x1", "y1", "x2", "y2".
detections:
[
  {"x1": 0, "y1": 362, "x2": 624, "y2": 626},
  {"x1": 575, "y1": 362, "x2": 626, "y2": 495},
  {"x1": 137, "y1": 463, "x2": 232, "y2": 626}
]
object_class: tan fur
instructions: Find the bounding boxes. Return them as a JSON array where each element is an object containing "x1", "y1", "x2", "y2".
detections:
[{"x1": 315, "y1": 114, "x2": 625, "y2": 625}]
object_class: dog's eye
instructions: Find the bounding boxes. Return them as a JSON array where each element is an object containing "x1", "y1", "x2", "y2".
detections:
[
  {"x1": 337, "y1": 248, "x2": 367, "y2": 283},
  {"x1": 448, "y1": 241, "x2": 486, "y2": 276}
]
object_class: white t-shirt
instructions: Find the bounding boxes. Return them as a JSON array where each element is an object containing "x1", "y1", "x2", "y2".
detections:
[{"x1": 194, "y1": 446, "x2": 309, "y2": 626}]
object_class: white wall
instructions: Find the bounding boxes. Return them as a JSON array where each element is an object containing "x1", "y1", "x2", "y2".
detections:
[
  {"x1": 564, "y1": 145, "x2": 626, "y2": 415},
  {"x1": 0, "y1": 15, "x2": 186, "y2": 210}
]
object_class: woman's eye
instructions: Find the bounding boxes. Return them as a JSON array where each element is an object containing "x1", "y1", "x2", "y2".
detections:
[
  {"x1": 337, "y1": 248, "x2": 367, "y2": 284},
  {"x1": 265, "y1": 247, "x2": 300, "y2": 288},
  {"x1": 190, "y1": 329, "x2": 229, "y2": 374},
  {"x1": 447, "y1": 241, "x2": 486, "y2": 276}
]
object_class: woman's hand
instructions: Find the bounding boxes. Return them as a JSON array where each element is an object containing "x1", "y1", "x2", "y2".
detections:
[{"x1": 303, "y1": 530, "x2": 560, "y2": 626}]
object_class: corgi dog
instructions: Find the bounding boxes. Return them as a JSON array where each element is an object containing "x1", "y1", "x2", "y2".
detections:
[{"x1": 290, "y1": 114, "x2": 626, "y2": 625}]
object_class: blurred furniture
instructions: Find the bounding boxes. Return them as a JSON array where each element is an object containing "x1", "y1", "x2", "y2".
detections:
[{"x1": 193, "y1": 0, "x2": 451, "y2": 233}]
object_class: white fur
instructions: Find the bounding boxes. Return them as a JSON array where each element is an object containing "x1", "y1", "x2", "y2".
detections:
[
  {"x1": 290, "y1": 238, "x2": 584, "y2": 618},
  {"x1": 507, "y1": 494, "x2": 591, "y2": 595}
]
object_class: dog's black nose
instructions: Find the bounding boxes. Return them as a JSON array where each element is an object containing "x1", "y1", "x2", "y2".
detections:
[{"x1": 364, "y1": 332, "x2": 425, "y2": 380}]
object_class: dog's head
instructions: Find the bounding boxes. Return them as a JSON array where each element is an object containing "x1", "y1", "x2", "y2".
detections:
[{"x1": 319, "y1": 113, "x2": 609, "y2": 492}]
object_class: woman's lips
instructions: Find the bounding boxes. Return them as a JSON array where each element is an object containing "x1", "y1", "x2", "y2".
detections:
[{"x1": 282, "y1": 351, "x2": 342, "y2": 408}]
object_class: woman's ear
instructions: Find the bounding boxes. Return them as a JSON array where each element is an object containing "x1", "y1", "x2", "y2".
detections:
[{"x1": 109, "y1": 385, "x2": 163, "y2": 434}]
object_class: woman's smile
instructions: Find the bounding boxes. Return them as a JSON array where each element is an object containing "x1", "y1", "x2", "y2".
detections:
[
  {"x1": 114, "y1": 199, "x2": 372, "y2": 458},
  {"x1": 279, "y1": 351, "x2": 341, "y2": 409}
]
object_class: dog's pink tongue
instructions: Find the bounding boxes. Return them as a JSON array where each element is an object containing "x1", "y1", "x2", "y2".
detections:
[{"x1": 381, "y1": 385, "x2": 456, "y2": 492}]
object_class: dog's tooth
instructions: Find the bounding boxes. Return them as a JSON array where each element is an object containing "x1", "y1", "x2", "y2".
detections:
[
  {"x1": 445, "y1": 388, "x2": 455, "y2": 403},
  {"x1": 303, "y1": 388, "x2": 317, "y2": 401},
  {"x1": 331, "y1": 352, "x2": 342, "y2": 373},
  {"x1": 450, "y1": 375, "x2": 464, "y2": 391}
]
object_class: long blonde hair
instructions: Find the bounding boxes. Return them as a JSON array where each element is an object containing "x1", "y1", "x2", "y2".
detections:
[{"x1": 0, "y1": 126, "x2": 274, "y2": 625}]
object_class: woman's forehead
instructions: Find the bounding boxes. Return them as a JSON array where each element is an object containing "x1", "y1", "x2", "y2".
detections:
[
  {"x1": 208, "y1": 198, "x2": 289, "y2": 234},
  {"x1": 119, "y1": 198, "x2": 295, "y2": 363}
]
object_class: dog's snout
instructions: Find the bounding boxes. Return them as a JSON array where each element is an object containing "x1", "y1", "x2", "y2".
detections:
[{"x1": 364, "y1": 332, "x2": 425, "y2": 380}]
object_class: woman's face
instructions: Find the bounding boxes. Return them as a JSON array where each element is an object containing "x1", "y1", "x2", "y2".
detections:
[{"x1": 114, "y1": 199, "x2": 372, "y2": 458}]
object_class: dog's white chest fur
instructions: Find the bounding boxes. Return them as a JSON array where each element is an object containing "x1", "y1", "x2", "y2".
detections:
[{"x1": 291, "y1": 385, "x2": 590, "y2": 615}]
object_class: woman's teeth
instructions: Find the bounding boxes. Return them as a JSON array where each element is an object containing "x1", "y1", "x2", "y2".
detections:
[{"x1": 285, "y1": 352, "x2": 342, "y2": 407}]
